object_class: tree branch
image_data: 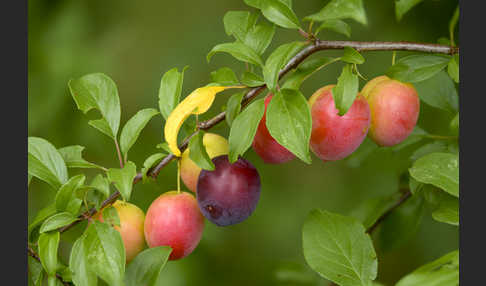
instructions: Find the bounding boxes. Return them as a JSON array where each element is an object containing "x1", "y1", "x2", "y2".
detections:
[
  {"x1": 57, "y1": 39, "x2": 456, "y2": 234},
  {"x1": 28, "y1": 246, "x2": 72, "y2": 286}
]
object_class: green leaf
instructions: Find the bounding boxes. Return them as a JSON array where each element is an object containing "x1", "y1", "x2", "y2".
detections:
[
  {"x1": 90, "y1": 174, "x2": 111, "y2": 199},
  {"x1": 223, "y1": 11, "x2": 258, "y2": 43},
  {"x1": 70, "y1": 235, "x2": 97, "y2": 286},
  {"x1": 449, "y1": 5, "x2": 459, "y2": 45},
  {"x1": 156, "y1": 142, "x2": 172, "y2": 154},
  {"x1": 38, "y1": 232, "x2": 60, "y2": 276},
  {"x1": 302, "y1": 209, "x2": 377, "y2": 286},
  {"x1": 447, "y1": 54, "x2": 459, "y2": 83},
  {"x1": 395, "y1": 0, "x2": 424, "y2": 21},
  {"x1": 125, "y1": 246, "x2": 172, "y2": 286},
  {"x1": 29, "y1": 203, "x2": 57, "y2": 241},
  {"x1": 266, "y1": 89, "x2": 312, "y2": 163},
  {"x1": 228, "y1": 98, "x2": 266, "y2": 163},
  {"x1": 28, "y1": 137, "x2": 68, "y2": 190},
  {"x1": 55, "y1": 174, "x2": 85, "y2": 215},
  {"x1": 304, "y1": 0, "x2": 368, "y2": 25},
  {"x1": 414, "y1": 71, "x2": 458, "y2": 113},
  {"x1": 40, "y1": 212, "x2": 77, "y2": 233},
  {"x1": 189, "y1": 131, "x2": 215, "y2": 171},
  {"x1": 28, "y1": 256, "x2": 44, "y2": 286},
  {"x1": 107, "y1": 161, "x2": 137, "y2": 201},
  {"x1": 378, "y1": 193, "x2": 425, "y2": 251},
  {"x1": 410, "y1": 141, "x2": 449, "y2": 162},
  {"x1": 210, "y1": 67, "x2": 240, "y2": 86},
  {"x1": 158, "y1": 66, "x2": 188, "y2": 121},
  {"x1": 85, "y1": 221, "x2": 126, "y2": 286},
  {"x1": 391, "y1": 126, "x2": 428, "y2": 151},
  {"x1": 103, "y1": 206, "x2": 121, "y2": 227},
  {"x1": 450, "y1": 113, "x2": 459, "y2": 136},
  {"x1": 263, "y1": 41, "x2": 307, "y2": 91},
  {"x1": 316, "y1": 19, "x2": 351, "y2": 37},
  {"x1": 396, "y1": 250, "x2": 459, "y2": 286},
  {"x1": 241, "y1": 71, "x2": 265, "y2": 87},
  {"x1": 245, "y1": 21, "x2": 276, "y2": 55},
  {"x1": 282, "y1": 57, "x2": 337, "y2": 90},
  {"x1": 341, "y1": 47, "x2": 365, "y2": 64},
  {"x1": 141, "y1": 153, "x2": 166, "y2": 182},
  {"x1": 58, "y1": 145, "x2": 104, "y2": 170},
  {"x1": 260, "y1": 0, "x2": 300, "y2": 29},
  {"x1": 386, "y1": 54, "x2": 450, "y2": 83},
  {"x1": 332, "y1": 64, "x2": 359, "y2": 115},
  {"x1": 350, "y1": 192, "x2": 403, "y2": 229},
  {"x1": 226, "y1": 92, "x2": 245, "y2": 127},
  {"x1": 68, "y1": 73, "x2": 121, "y2": 139},
  {"x1": 432, "y1": 194, "x2": 459, "y2": 226},
  {"x1": 120, "y1": 108, "x2": 160, "y2": 158},
  {"x1": 409, "y1": 152, "x2": 459, "y2": 197},
  {"x1": 207, "y1": 42, "x2": 263, "y2": 67}
]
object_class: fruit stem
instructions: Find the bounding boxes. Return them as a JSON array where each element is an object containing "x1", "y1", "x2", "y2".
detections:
[
  {"x1": 114, "y1": 138, "x2": 124, "y2": 168},
  {"x1": 425, "y1": 134, "x2": 458, "y2": 140},
  {"x1": 177, "y1": 159, "x2": 181, "y2": 194},
  {"x1": 391, "y1": 51, "x2": 397, "y2": 65}
]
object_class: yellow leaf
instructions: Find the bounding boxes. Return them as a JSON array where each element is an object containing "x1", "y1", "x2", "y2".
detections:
[{"x1": 164, "y1": 85, "x2": 244, "y2": 156}]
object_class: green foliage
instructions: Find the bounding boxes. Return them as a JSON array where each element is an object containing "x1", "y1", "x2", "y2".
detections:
[
  {"x1": 449, "y1": 5, "x2": 459, "y2": 46},
  {"x1": 332, "y1": 64, "x2": 359, "y2": 115},
  {"x1": 414, "y1": 71, "x2": 458, "y2": 113},
  {"x1": 302, "y1": 209, "x2": 377, "y2": 286},
  {"x1": 120, "y1": 108, "x2": 160, "y2": 160},
  {"x1": 228, "y1": 98, "x2": 265, "y2": 163},
  {"x1": 158, "y1": 67, "x2": 188, "y2": 121},
  {"x1": 409, "y1": 152, "x2": 459, "y2": 198},
  {"x1": 103, "y1": 205, "x2": 121, "y2": 227},
  {"x1": 141, "y1": 153, "x2": 166, "y2": 182},
  {"x1": 28, "y1": 256, "x2": 44, "y2": 286},
  {"x1": 225, "y1": 92, "x2": 245, "y2": 126},
  {"x1": 341, "y1": 47, "x2": 365, "y2": 64},
  {"x1": 258, "y1": 0, "x2": 300, "y2": 29},
  {"x1": 305, "y1": 0, "x2": 368, "y2": 25},
  {"x1": 189, "y1": 131, "x2": 215, "y2": 171},
  {"x1": 395, "y1": 0, "x2": 424, "y2": 22},
  {"x1": 241, "y1": 71, "x2": 265, "y2": 87},
  {"x1": 84, "y1": 221, "x2": 126, "y2": 285},
  {"x1": 55, "y1": 174, "x2": 86, "y2": 214},
  {"x1": 316, "y1": 19, "x2": 351, "y2": 38},
  {"x1": 386, "y1": 54, "x2": 451, "y2": 83},
  {"x1": 28, "y1": 137, "x2": 68, "y2": 190},
  {"x1": 266, "y1": 89, "x2": 312, "y2": 163},
  {"x1": 396, "y1": 250, "x2": 459, "y2": 286},
  {"x1": 447, "y1": 54, "x2": 459, "y2": 83},
  {"x1": 378, "y1": 193, "x2": 425, "y2": 251},
  {"x1": 40, "y1": 212, "x2": 77, "y2": 233},
  {"x1": 38, "y1": 232, "x2": 60, "y2": 278},
  {"x1": 263, "y1": 41, "x2": 307, "y2": 91},
  {"x1": 107, "y1": 161, "x2": 138, "y2": 201},
  {"x1": 282, "y1": 57, "x2": 338, "y2": 90},
  {"x1": 207, "y1": 42, "x2": 264, "y2": 67},
  {"x1": 350, "y1": 192, "x2": 403, "y2": 229},
  {"x1": 68, "y1": 73, "x2": 121, "y2": 139},
  {"x1": 58, "y1": 145, "x2": 104, "y2": 170},
  {"x1": 69, "y1": 234, "x2": 97, "y2": 286},
  {"x1": 210, "y1": 67, "x2": 240, "y2": 86},
  {"x1": 29, "y1": 203, "x2": 57, "y2": 241},
  {"x1": 125, "y1": 246, "x2": 172, "y2": 286}
]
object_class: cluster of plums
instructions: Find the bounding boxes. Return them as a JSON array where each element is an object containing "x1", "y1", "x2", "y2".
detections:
[{"x1": 97, "y1": 75, "x2": 419, "y2": 262}]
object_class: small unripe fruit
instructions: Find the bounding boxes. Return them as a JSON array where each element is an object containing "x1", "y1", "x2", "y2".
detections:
[
  {"x1": 180, "y1": 133, "x2": 229, "y2": 192},
  {"x1": 309, "y1": 85, "x2": 371, "y2": 161},
  {"x1": 95, "y1": 200, "x2": 145, "y2": 262},
  {"x1": 361, "y1": 76, "x2": 420, "y2": 146},
  {"x1": 252, "y1": 94, "x2": 295, "y2": 164},
  {"x1": 197, "y1": 155, "x2": 261, "y2": 226},
  {"x1": 144, "y1": 191, "x2": 204, "y2": 260}
]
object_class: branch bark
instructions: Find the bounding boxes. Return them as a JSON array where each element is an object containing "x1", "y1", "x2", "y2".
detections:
[{"x1": 58, "y1": 39, "x2": 456, "y2": 234}]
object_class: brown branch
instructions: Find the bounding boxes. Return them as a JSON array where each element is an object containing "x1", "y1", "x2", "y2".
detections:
[
  {"x1": 28, "y1": 246, "x2": 72, "y2": 286},
  {"x1": 58, "y1": 39, "x2": 456, "y2": 234}
]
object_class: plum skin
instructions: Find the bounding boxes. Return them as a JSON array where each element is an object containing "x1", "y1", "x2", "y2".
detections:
[
  {"x1": 196, "y1": 155, "x2": 261, "y2": 226},
  {"x1": 180, "y1": 133, "x2": 229, "y2": 192},
  {"x1": 144, "y1": 191, "x2": 205, "y2": 260},
  {"x1": 252, "y1": 94, "x2": 295, "y2": 164},
  {"x1": 95, "y1": 200, "x2": 145, "y2": 262},
  {"x1": 361, "y1": 76, "x2": 420, "y2": 147},
  {"x1": 309, "y1": 85, "x2": 371, "y2": 161}
]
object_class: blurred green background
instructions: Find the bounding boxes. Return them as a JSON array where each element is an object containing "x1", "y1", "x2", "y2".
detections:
[{"x1": 28, "y1": 0, "x2": 459, "y2": 285}]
